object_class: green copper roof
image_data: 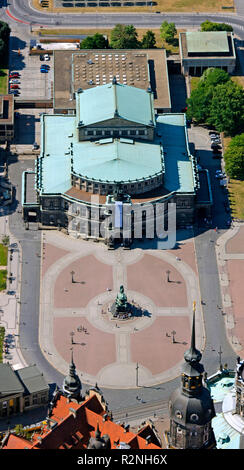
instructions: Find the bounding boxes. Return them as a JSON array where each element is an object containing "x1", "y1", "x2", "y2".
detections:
[
  {"x1": 38, "y1": 114, "x2": 75, "y2": 195},
  {"x1": 72, "y1": 138, "x2": 162, "y2": 183},
  {"x1": 156, "y1": 114, "x2": 196, "y2": 194},
  {"x1": 76, "y1": 82, "x2": 155, "y2": 127},
  {"x1": 186, "y1": 31, "x2": 229, "y2": 54}
]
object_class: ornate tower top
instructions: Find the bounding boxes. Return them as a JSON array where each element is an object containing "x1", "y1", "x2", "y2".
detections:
[
  {"x1": 62, "y1": 348, "x2": 82, "y2": 401},
  {"x1": 167, "y1": 302, "x2": 216, "y2": 449},
  {"x1": 184, "y1": 302, "x2": 202, "y2": 366}
]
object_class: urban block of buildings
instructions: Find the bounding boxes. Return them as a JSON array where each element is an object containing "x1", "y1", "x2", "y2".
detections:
[
  {"x1": 179, "y1": 31, "x2": 236, "y2": 76},
  {"x1": 1, "y1": 352, "x2": 161, "y2": 449},
  {"x1": 0, "y1": 363, "x2": 49, "y2": 419}
]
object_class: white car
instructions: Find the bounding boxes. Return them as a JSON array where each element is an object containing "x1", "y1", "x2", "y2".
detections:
[
  {"x1": 9, "y1": 79, "x2": 20, "y2": 84},
  {"x1": 44, "y1": 54, "x2": 50, "y2": 61}
]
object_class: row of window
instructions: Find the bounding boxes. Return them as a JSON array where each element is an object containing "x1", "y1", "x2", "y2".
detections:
[{"x1": 84, "y1": 129, "x2": 147, "y2": 137}]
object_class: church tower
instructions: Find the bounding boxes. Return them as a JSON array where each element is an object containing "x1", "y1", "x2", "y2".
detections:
[
  {"x1": 62, "y1": 348, "x2": 82, "y2": 402},
  {"x1": 167, "y1": 304, "x2": 216, "y2": 449}
]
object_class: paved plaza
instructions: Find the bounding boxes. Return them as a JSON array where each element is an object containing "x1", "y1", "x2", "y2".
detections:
[{"x1": 39, "y1": 231, "x2": 203, "y2": 389}]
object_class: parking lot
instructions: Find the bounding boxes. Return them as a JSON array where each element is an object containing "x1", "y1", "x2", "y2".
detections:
[{"x1": 9, "y1": 36, "x2": 53, "y2": 100}]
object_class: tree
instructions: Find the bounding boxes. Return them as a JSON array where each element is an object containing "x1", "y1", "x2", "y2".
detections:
[
  {"x1": 187, "y1": 68, "x2": 230, "y2": 123},
  {"x1": 208, "y1": 81, "x2": 244, "y2": 136},
  {"x1": 201, "y1": 20, "x2": 233, "y2": 32},
  {"x1": 2, "y1": 235, "x2": 9, "y2": 246},
  {"x1": 200, "y1": 67, "x2": 230, "y2": 87},
  {"x1": 80, "y1": 33, "x2": 108, "y2": 49},
  {"x1": 160, "y1": 21, "x2": 177, "y2": 44},
  {"x1": 187, "y1": 68, "x2": 244, "y2": 136},
  {"x1": 224, "y1": 134, "x2": 244, "y2": 179},
  {"x1": 141, "y1": 30, "x2": 156, "y2": 49},
  {"x1": 110, "y1": 24, "x2": 139, "y2": 49},
  {"x1": 0, "y1": 21, "x2": 10, "y2": 43}
]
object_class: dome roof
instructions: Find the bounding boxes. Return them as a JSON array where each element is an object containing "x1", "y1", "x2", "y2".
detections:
[
  {"x1": 62, "y1": 349, "x2": 82, "y2": 398},
  {"x1": 169, "y1": 386, "x2": 216, "y2": 426}
]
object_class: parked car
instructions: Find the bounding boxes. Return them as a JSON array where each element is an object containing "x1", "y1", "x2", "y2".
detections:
[
  {"x1": 40, "y1": 68, "x2": 48, "y2": 73},
  {"x1": 9, "y1": 90, "x2": 19, "y2": 96},
  {"x1": 9, "y1": 79, "x2": 20, "y2": 84},
  {"x1": 215, "y1": 173, "x2": 225, "y2": 179},
  {"x1": 209, "y1": 131, "x2": 219, "y2": 136},
  {"x1": 10, "y1": 84, "x2": 19, "y2": 89},
  {"x1": 9, "y1": 72, "x2": 20, "y2": 78},
  {"x1": 32, "y1": 142, "x2": 39, "y2": 150},
  {"x1": 211, "y1": 143, "x2": 221, "y2": 150},
  {"x1": 40, "y1": 54, "x2": 44, "y2": 61},
  {"x1": 44, "y1": 54, "x2": 50, "y2": 61}
]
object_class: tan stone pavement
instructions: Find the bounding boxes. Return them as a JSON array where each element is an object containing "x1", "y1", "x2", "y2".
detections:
[{"x1": 39, "y1": 231, "x2": 204, "y2": 389}]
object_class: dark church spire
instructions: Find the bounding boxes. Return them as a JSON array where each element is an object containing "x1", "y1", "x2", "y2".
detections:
[
  {"x1": 184, "y1": 302, "x2": 202, "y2": 364},
  {"x1": 62, "y1": 347, "x2": 82, "y2": 400}
]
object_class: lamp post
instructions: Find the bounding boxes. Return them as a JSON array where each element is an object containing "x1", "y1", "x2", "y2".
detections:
[
  {"x1": 166, "y1": 270, "x2": 171, "y2": 283},
  {"x1": 171, "y1": 330, "x2": 176, "y2": 343},
  {"x1": 70, "y1": 331, "x2": 75, "y2": 345},
  {"x1": 218, "y1": 346, "x2": 223, "y2": 371},
  {"x1": 136, "y1": 362, "x2": 139, "y2": 387},
  {"x1": 70, "y1": 270, "x2": 75, "y2": 284}
]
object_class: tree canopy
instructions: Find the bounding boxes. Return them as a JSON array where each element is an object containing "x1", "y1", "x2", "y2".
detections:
[
  {"x1": 186, "y1": 68, "x2": 244, "y2": 136},
  {"x1": 110, "y1": 24, "x2": 140, "y2": 49},
  {"x1": 141, "y1": 30, "x2": 156, "y2": 49},
  {"x1": 80, "y1": 33, "x2": 108, "y2": 49},
  {"x1": 0, "y1": 21, "x2": 10, "y2": 64},
  {"x1": 160, "y1": 21, "x2": 177, "y2": 44},
  {"x1": 200, "y1": 20, "x2": 233, "y2": 32},
  {"x1": 224, "y1": 134, "x2": 244, "y2": 180}
]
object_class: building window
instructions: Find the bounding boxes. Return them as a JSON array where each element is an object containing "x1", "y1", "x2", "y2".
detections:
[
  {"x1": 25, "y1": 397, "x2": 30, "y2": 407},
  {"x1": 87, "y1": 131, "x2": 93, "y2": 136},
  {"x1": 41, "y1": 394, "x2": 47, "y2": 404},
  {"x1": 139, "y1": 130, "x2": 145, "y2": 135},
  {"x1": 33, "y1": 394, "x2": 38, "y2": 405}
]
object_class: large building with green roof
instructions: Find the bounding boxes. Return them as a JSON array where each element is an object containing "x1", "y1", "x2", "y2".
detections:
[
  {"x1": 179, "y1": 31, "x2": 236, "y2": 76},
  {"x1": 22, "y1": 81, "x2": 212, "y2": 245}
]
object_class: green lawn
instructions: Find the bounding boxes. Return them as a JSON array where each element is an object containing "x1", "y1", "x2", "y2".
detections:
[
  {"x1": 228, "y1": 180, "x2": 244, "y2": 220},
  {"x1": 0, "y1": 326, "x2": 5, "y2": 363},
  {"x1": 190, "y1": 76, "x2": 201, "y2": 91},
  {"x1": 0, "y1": 270, "x2": 7, "y2": 291},
  {"x1": 0, "y1": 69, "x2": 8, "y2": 94},
  {"x1": 0, "y1": 244, "x2": 8, "y2": 266}
]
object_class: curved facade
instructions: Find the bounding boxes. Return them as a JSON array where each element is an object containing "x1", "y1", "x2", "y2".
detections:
[{"x1": 22, "y1": 81, "x2": 204, "y2": 245}]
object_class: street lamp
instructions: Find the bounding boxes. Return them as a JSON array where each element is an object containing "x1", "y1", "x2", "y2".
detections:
[
  {"x1": 136, "y1": 362, "x2": 139, "y2": 387},
  {"x1": 171, "y1": 330, "x2": 176, "y2": 343},
  {"x1": 70, "y1": 331, "x2": 75, "y2": 345},
  {"x1": 166, "y1": 270, "x2": 171, "y2": 283},
  {"x1": 70, "y1": 270, "x2": 75, "y2": 283}
]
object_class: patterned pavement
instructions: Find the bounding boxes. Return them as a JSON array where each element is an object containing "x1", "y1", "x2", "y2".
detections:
[{"x1": 39, "y1": 231, "x2": 204, "y2": 389}]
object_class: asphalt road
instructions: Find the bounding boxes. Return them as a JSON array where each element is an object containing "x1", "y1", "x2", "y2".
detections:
[{"x1": 1, "y1": 0, "x2": 244, "y2": 41}]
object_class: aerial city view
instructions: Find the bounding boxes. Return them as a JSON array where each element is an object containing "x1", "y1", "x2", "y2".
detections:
[{"x1": 0, "y1": 0, "x2": 244, "y2": 455}]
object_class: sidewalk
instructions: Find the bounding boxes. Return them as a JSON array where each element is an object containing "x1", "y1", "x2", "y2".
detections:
[
  {"x1": 216, "y1": 222, "x2": 244, "y2": 354},
  {"x1": 0, "y1": 209, "x2": 27, "y2": 370}
]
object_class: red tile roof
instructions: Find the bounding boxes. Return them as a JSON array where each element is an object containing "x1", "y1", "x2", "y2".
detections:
[{"x1": 2, "y1": 392, "x2": 161, "y2": 449}]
